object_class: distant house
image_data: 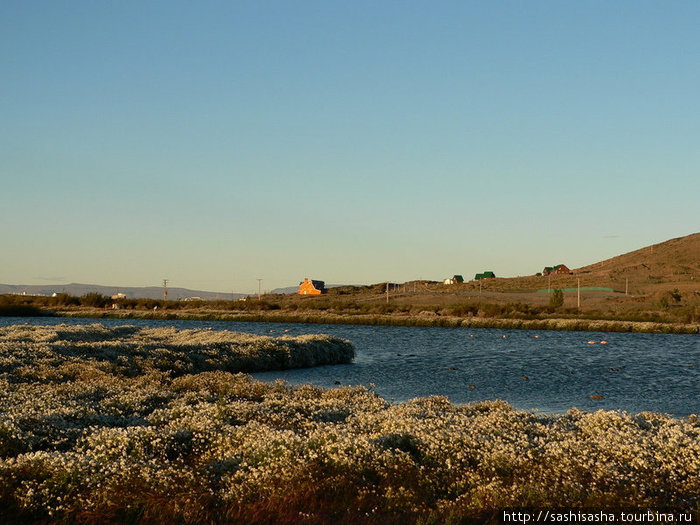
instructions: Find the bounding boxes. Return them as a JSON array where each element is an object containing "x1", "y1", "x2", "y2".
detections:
[
  {"x1": 474, "y1": 271, "x2": 496, "y2": 280},
  {"x1": 542, "y1": 264, "x2": 572, "y2": 276},
  {"x1": 298, "y1": 278, "x2": 326, "y2": 295},
  {"x1": 443, "y1": 275, "x2": 464, "y2": 285}
]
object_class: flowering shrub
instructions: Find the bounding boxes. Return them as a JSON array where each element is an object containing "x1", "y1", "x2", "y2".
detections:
[{"x1": 0, "y1": 324, "x2": 697, "y2": 523}]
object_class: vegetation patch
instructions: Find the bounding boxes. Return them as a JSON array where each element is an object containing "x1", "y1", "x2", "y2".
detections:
[
  {"x1": 0, "y1": 324, "x2": 354, "y2": 377},
  {"x1": 5, "y1": 285, "x2": 699, "y2": 332},
  {"x1": 0, "y1": 324, "x2": 698, "y2": 523},
  {"x1": 0, "y1": 295, "x2": 53, "y2": 317}
]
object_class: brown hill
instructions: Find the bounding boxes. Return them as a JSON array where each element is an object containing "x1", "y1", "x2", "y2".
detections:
[
  {"x1": 452, "y1": 233, "x2": 700, "y2": 295},
  {"x1": 330, "y1": 233, "x2": 699, "y2": 321},
  {"x1": 575, "y1": 232, "x2": 699, "y2": 294}
]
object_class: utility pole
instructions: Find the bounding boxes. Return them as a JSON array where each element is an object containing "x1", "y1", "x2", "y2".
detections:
[
  {"x1": 625, "y1": 278, "x2": 628, "y2": 296},
  {"x1": 386, "y1": 282, "x2": 389, "y2": 304},
  {"x1": 162, "y1": 279, "x2": 168, "y2": 301},
  {"x1": 257, "y1": 279, "x2": 262, "y2": 300}
]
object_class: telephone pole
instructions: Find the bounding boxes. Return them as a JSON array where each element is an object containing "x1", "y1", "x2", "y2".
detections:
[
  {"x1": 257, "y1": 279, "x2": 262, "y2": 300},
  {"x1": 163, "y1": 279, "x2": 168, "y2": 301}
]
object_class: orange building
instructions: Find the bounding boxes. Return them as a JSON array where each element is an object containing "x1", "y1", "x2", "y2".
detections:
[{"x1": 298, "y1": 278, "x2": 326, "y2": 295}]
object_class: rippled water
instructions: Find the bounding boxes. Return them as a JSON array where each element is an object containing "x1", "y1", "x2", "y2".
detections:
[{"x1": 2, "y1": 317, "x2": 698, "y2": 416}]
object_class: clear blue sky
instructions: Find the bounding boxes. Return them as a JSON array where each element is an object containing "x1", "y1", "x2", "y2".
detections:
[{"x1": 2, "y1": 2, "x2": 698, "y2": 293}]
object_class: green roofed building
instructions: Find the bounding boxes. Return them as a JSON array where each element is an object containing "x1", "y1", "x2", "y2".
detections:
[{"x1": 474, "y1": 271, "x2": 496, "y2": 280}]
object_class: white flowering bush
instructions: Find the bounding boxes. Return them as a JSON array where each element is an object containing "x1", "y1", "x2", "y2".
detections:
[{"x1": 0, "y1": 324, "x2": 697, "y2": 524}]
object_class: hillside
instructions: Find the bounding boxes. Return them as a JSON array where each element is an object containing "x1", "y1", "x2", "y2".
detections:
[
  {"x1": 576, "y1": 232, "x2": 699, "y2": 292},
  {"x1": 434, "y1": 233, "x2": 700, "y2": 296}
]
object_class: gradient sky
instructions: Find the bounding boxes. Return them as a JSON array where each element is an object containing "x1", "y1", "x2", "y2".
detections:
[{"x1": 2, "y1": 2, "x2": 698, "y2": 293}]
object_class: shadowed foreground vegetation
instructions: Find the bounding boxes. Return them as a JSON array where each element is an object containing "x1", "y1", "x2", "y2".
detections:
[{"x1": 0, "y1": 324, "x2": 698, "y2": 523}]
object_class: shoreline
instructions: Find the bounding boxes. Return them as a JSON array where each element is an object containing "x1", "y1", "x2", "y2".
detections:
[{"x1": 51, "y1": 308, "x2": 700, "y2": 334}]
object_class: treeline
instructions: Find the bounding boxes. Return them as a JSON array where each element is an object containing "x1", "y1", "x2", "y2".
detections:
[
  {"x1": 0, "y1": 293, "x2": 253, "y2": 314},
  {"x1": 0, "y1": 292, "x2": 297, "y2": 315}
]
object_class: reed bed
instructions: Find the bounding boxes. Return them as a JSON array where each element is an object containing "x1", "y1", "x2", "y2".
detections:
[
  {"x1": 67, "y1": 308, "x2": 699, "y2": 334},
  {"x1": 0, "y1": 324, "x2": 698, "y2": 524}
]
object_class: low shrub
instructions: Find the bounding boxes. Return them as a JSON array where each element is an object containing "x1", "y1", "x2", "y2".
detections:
[
  {"x1": 0, "y1": 372, "x2": 697, "y2": 523},
  {"x1": 0, "y1": 304, "x2": 48, "y2": 317}
]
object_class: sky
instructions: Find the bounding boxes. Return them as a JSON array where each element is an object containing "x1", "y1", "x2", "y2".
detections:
[{"x1": 2, "y1": 1, "x2": 699, "y2": 294}]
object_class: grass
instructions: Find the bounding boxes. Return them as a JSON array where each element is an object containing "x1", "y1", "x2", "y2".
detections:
[
  {"x1": 59, "y1": 307, "x2": 699, "y2": 334},
  {"x1": 0, "y1": 324, "x2": 698, "y2": 524},
  {"x1": 4, "y1": 280, "x2": 699, "y2": 333}
]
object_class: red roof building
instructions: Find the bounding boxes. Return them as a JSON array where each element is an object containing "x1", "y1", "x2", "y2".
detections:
[{"x1": 542, "y1": 264, "x2": 572, "y2": 276}]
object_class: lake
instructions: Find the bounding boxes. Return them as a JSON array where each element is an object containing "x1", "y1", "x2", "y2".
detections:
[{"x1": 2, "y1": 316, "x2": 697, "y2": 416}]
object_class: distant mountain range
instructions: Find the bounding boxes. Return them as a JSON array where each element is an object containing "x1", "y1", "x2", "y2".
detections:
[
  {"x1": 270, "y1": 286, "x2": 302, "y2": 295},
  {"x1": 0, "y1": 283, "x2": 247, "y2": 301}
]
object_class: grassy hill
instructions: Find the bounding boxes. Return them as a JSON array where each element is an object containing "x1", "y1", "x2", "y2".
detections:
[
  {"x1": 439, "y1": 232, "x2": 698, "y2": 294},
  {"x1": 576, "y1": 232, "x2": 699, "y2": 292}
]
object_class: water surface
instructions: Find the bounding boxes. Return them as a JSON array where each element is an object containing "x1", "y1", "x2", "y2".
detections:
[{"x1": 2, "y1": 317, "x2": 697, "y2": 416}]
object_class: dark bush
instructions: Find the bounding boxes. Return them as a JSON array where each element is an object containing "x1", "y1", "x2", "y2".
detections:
[
  {"x1": 0, "y1": 304, "x2": 48, "y2": 317},
  {"x1": 50, "y1": 293, "x2": 80, "y2": 307},
  {"x1": 447, "y1": 304, "x2": 479, "y2": 317},
  {"x1": 479, "y1": 303, "x2": 505, "y2": 317},
  {"x1": 136, "y1": 298, "x2": 162, "y2": 310},
  {"x1": 81, "y1": 293, "x2": 109, "y2": 308},
  {"x1": 549, "y1": 289, "x2": 564, "y2": 309}
]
